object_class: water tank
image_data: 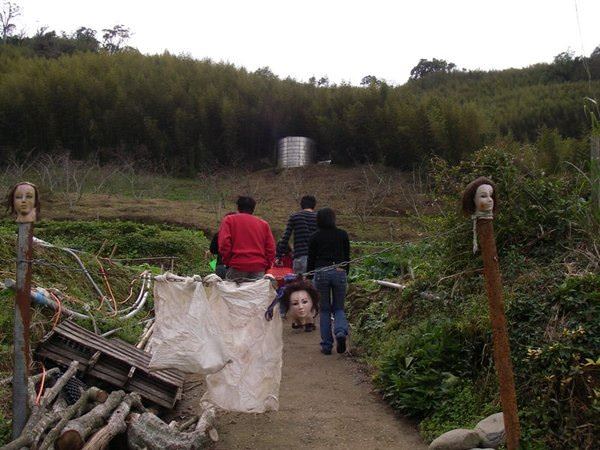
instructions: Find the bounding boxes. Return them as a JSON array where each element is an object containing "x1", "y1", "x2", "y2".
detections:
[{"x1": 277, "y1": 137, "x2": 316, "y2": 168}]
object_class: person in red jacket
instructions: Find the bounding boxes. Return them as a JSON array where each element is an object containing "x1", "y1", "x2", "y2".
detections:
[{"x1": 218, "y1": 196, "x2": 276, "y2": 281}]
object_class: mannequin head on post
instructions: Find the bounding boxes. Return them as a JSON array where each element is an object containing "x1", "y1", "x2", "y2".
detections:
[
  {"x1": 6, "y1": 182, "x2": 40, "y2": 223},
  {"x1": 462, "y1": 177, "x2": 497, "y2": 216}
]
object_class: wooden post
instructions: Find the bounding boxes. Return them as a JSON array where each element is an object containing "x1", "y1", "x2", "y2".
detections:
[
  {"x1": 477, "y1": 219, "x2": 521, "y2": 449},
  {"x1": 13, "y1": 222, "x2": 34, "y2": 438},
  {"x1": 591, "y1": 134, "x2": 600, "y2": 222},
  {"x1": 8, "y1": 181, "x2": 40, "y2": 438},
  {"x1": 462, "y1": 177, "x2": 520, "y2": 449}
]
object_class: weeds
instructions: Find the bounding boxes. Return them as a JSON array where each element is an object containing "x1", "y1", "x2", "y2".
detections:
[{"x1": 348, "y1": 145, "x2": 599, "y2": 449}]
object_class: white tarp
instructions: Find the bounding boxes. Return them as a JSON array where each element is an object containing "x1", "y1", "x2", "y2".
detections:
[
  {"x1": 149, "y1": 274, "x2": 283, "y2": 413},
  {"x1": 149, "y1": 274, "x2": 229, "y2": 374},
  {"x1": 202, "y1": 276, "x2": 282, "y2": 413}
]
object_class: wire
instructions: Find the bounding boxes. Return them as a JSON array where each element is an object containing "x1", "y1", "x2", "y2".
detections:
[
  {"x1": 301, "y1": 222, "x2": 468, "y2": 277},
  {"x1": 34, "y1": 363, "x2": 46, "y2": 406},
  {"x1": 49, "y1": 291, "x2": 63, "y2": 331}
]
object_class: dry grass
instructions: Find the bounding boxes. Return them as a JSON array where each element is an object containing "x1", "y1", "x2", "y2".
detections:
[{"x1": 2, "y1": 164, "x2": 432, "y2": 241}]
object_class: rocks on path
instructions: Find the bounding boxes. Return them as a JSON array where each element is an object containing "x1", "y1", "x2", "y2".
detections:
[{"x1": 428, "y1": 412, "x2": 506, "y2": 450}]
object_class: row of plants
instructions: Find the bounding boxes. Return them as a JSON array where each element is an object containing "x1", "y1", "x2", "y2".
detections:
[{"x1": 347, "y1": 146, "x2": 599, "y2": 449}]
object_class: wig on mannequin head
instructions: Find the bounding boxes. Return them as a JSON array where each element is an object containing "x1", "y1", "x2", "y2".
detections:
[
  {"x1": 280, "y1": 277, "x2": 319, "y2": 319},
  {"x1": 5, "y1": 181, "x2": 41, "y2": 221},
  {"x1": 461, "y1": 177, "x2": 497, "y2": 216}
]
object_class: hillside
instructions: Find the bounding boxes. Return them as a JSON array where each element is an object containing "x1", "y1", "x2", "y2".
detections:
[
  {"x1": 1, "y1": 39, "x2": 599, "y2": 172},
  {"x1": 0, "y1": 163, "x2": 429, "y2": 242}
]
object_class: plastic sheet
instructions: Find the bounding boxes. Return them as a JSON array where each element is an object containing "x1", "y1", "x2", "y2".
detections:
[
  {"x1": 149, "y1": 274, "x2": 229, "y2": 374},
  {"x1": 202, "y1": 276, "x2": 282, "y2": 413}
]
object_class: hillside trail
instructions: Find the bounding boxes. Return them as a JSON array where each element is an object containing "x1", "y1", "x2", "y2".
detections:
[{"x1": 206, "y1": 325, "x2": 427, "y2": 450}]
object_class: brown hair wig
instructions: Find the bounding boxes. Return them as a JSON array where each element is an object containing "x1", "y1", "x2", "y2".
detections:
[
  {"x1": 5, "y1": 182, "x2": 41, "y2": 219},
  {"x1": 280, "y1": 278, "x2": 319, "y2": 317},
  {"x1": 461, "y1": 177, "x2": 497, "y2": 216}
]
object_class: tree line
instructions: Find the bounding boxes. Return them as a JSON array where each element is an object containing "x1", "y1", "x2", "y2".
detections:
[{"x1": 0, "y1": 24, "x2": 599, "y2": 174}]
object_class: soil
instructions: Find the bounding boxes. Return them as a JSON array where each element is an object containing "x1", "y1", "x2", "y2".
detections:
[{"x1": 181, "y1": 324, "x2": 427, "y2": 450}]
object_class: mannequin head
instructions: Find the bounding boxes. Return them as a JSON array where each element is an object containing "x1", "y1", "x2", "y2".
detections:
[
  {"x1": 474, "y1": 184, "x2": 494, "y2": 213},
  {"x1": 280, "y1": 279, "x2": 319, "y2": 324},
  {"x1": 461, "y1": 177, "x2": 497, "y2": 216},
  {"x1": 6, "y1": 182, "x2": 40, "y2": 223}
]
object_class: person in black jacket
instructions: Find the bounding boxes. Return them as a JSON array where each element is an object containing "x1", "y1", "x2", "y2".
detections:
[{"x1": 307, "y1": 208, "x2": 350, "y2": 355}]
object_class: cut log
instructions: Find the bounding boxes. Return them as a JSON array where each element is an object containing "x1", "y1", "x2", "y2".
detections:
[
  {"x1": 195, "y1": 407, "x2": 218, "y2": 441},
  {"x1": 135, "y1": 322, "x2": 155, "y2": 349},
  {"x1": 1, "y1": 387, "x2": 101, "y2": 450},
  {"x1": 5, "y1": 361, "x2": 81, "y2": 448},
  {"x1": 37, "y1": 387, "x2": 106, "y2": 450},
  {"x1": 374, "y1": 280, "x2": 406, "y2": 290},
  {"x1": 39, "y1": 361, "x2": 80, "y2": 410},
  {"x1": 55, "y1": 390, "x2": 126, "y2": 450},
  {"x1": 126, "y1": 412, "x2": 208, "y2": 450},
  {"x1": 176, "y1": 416, "x2": 198, "y2": 431},
  {"x1": 0, "y1": 367, "x2": 60, "y2": 387},
  {"x1": 80, "y1": 392, "x2": 141, "y2": 450},
  {"x1": 1, "y1": 406, "x2": 62, "y2": 450}
]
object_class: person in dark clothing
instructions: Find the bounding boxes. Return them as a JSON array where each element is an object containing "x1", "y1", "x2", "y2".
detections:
[
  {"x1": 209, "y1": 233, "x2": 227, "y2": 278},
  {"x1": 307, "y1": 207, "x2": 350, "y2": 355},
  {"x1": 276, "y1": 195, "x2": 317, "y2": 274},
  {"x1": 208, "y1": 212, "x2": 236, "y2": 279}
]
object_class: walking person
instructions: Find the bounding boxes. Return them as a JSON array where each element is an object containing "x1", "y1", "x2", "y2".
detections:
[
  {"x1": 307, "y1": 208, "x2": 350, "y2": 355},
  {"x1": 276, "y1": 195, "x2": 317, "y2": 275},
  {"x1": 218, "y1": 196, "x2": 276, "y2": 281}
]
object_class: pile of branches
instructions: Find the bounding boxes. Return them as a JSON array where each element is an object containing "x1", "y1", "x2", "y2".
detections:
[{"x1": 2, "y1": 361, "x2": 216, "y2": 450}]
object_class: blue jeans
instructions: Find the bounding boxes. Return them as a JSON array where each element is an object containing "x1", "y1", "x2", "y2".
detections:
[
  {"x1": 293, "y1": 256, "x2": 308, "y2": 274},
  {"x1": 314, "y1": 268, "x2": 348, "y2": 351}
]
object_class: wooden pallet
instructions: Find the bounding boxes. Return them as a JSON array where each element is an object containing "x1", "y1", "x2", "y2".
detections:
[{"x1": 36, "y1": 320, "x2": 184, "y2": 409}]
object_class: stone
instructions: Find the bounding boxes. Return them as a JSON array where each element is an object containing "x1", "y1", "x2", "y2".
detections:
[
  {"x1": 475, "y1": 412, "x2": 505, "y2": 448},
  {"x1": 429, "y1": 429, "x2": 481, "y2": 450}
]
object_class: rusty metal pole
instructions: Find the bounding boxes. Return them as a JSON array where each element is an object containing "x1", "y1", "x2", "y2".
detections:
[
  {"x1": 477, "y1": 218, "x2": 521, "y2": 449},
  {"x1": 13, "y1": 221, "x2": 34, "y2": 438}
]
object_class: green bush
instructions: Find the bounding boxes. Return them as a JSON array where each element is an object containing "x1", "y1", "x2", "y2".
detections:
[
  {"x1": 375, "y1": 318, "x2": 482, "y2": 418},
  {"x1": 348, "y1": 145, "x2": 598, "y2": 448},
  {"x1": 419, "y1": 381, "x2": 498, "y2": 442},
  {"x1": 509, "y1": 274, "x2": 600, "y2": 448},
  {"x1": 30, "y1": 220, "x2": 209, "y2": 275}
]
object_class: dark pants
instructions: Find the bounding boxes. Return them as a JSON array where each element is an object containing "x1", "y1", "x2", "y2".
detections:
[
  {"x1": 314, "y1": 268, "x2": 348, "y2": 351},
  {"x1": 215, "y1": 264, "x2": 227, "y2": 279},
  {"x1": 225, "y1": 267, "x2": 265, "y2": 281}
]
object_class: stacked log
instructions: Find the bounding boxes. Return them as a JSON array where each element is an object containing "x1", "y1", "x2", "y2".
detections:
[{"x1": 2, "y1": 363, "x2": 217, "y2": 450}]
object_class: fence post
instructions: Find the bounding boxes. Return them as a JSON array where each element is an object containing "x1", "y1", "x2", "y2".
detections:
[
  {"x1": 462, "y1": 177, "x2": 520, "y2": 450},
  {"x1": 9, "y1": 182, "x2": 39, "y2": 438}
]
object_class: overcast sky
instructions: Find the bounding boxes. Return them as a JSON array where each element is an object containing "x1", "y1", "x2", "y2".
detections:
[{"x1": 14, "y1": 0, "x2": 600, "y2": 85}]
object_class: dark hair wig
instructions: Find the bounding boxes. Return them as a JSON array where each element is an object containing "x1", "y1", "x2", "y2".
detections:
[
  {"x1": 461, "y1": 177, "x2": 498, "y2": 216},
  {"x1": 280, "y1": 278, "x2": 319, "y2": 317}
]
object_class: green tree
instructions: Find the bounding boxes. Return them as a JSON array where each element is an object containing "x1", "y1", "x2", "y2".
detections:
[
  {"x1": 102, "y1": 25, "x2": 130, "y2": 54},
  {"x1": 409, "y1": 58, "x2": 456, "y2": 80}
]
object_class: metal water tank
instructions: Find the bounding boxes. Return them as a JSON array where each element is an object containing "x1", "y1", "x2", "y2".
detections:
[{"x1": 277, "y1": 137, "x2": 316, "y2": 168}]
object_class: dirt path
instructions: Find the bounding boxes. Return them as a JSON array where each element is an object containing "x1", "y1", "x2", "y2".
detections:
[{"x1": 211, "y1": 325, "x2": 427, "y2": 450}]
